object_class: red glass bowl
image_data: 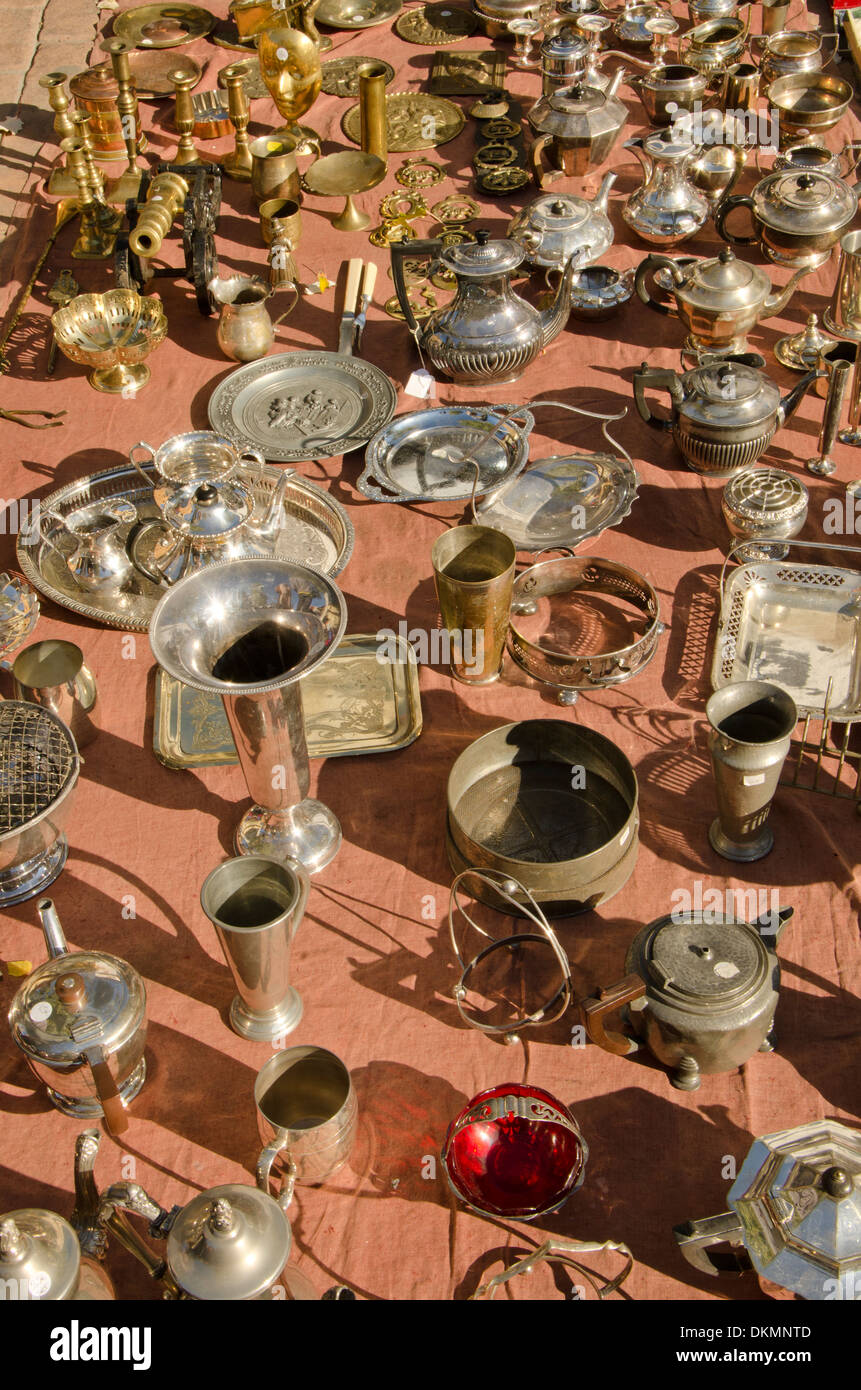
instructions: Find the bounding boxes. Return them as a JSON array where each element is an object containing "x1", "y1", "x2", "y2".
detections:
[{"x1": 442, "y1": 1083, "x2": 588, "y2": 1220}]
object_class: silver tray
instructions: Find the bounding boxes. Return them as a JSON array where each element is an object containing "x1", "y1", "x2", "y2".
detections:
[
  {"x1": 475, "y1": 452, "x2": 639, "y2": 552},
  {"x1": 712, "y1": 540, "x2": 861, "y2": 723},
  {"x1": 16, "y1": 461, "x2": 354, "y2": 632},
  {"x1": 359, "y1": 405, "x2": 534, "y2": 503},
  {"x1": 207, "y1": 352, "x2": 399, "y2": 463}
]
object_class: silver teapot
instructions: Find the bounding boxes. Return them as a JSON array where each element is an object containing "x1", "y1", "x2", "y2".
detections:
[
  {"x1": 8, "y1": 899, "x2": 147, "y2": 1136},
  {"x1": 391, "y1": 229, "x2": 579, "y2": 386},
  {"x1": 581, "y1": 905, "x2": 792, "y2": 1091},
  {"x1": 716, "y1": 167, "x2": 859, "y2": 270},
  {"x1": 623, "y1": 132, "x2": 711, "y2": 246},
  {"x1": 528, "y1": 72, "x2": 628, "y2": 183},
  {"x1": 0, "y1": 1208, "x2": 114, "y2": 1301},
  {"x1": 507, "y1": 176, "x2": 616, "y2": 270},
  {"x1": 633, "y1": 356, "x2": 818, "y2": 474}
]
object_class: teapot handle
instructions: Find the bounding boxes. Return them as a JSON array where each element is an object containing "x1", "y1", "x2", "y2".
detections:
[
  {"x1": 83, "y1": 1044, "x2": 129, "y2": 1138},
  {"x1": 129, "y1": 441, "x2": 157, "y2": 485},
  {"x1": 634, "y1": 253, "x2": 684, "y2": 316},
  {"x1": 633, "y1": 364, "x2": 683, "y2": 432},
  {"x1": 391, "y1": 238, "x2": 443, "y2": 338},
  {"x1": 579, "y1": 974, "x2": 646, "y2": 1055},
  {"x1": 126, "y1": 518, "x2": 172, "y2": 588},
  {"x1": 529, "y1": 134, "x2": 558, "y2": 190},
  {"x1": 672, "y1": 1212, "x2": 751, "y2": 1277},
  {"x1": 256, "y1": 1137, "x2": 298, "y2": 1216},
  {"x1": 714, "y1": 194, "x2": 757, "y2": 247}
]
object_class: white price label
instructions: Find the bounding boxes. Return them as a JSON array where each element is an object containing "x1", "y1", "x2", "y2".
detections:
[
  {"x1": 29, "y1": 1002, "x2": 52, "y2": 1023},
  {"x1": 405, "y1": 369, "x2": 435, "y2": 399}
]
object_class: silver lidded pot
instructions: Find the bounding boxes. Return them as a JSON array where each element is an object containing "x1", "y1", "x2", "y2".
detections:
[
  {"x1": 528, "y1": 73, "x2": 628, "y2": 182},
  {"x1": 540, "y1": 27, "x2": 590, "y2": 92},
  {"x1": 8, "y1": 898, "x2": 147, "y2": 1135},
  {"x1": 0, "y1": 1209, "x2": 114, "y2": 1301},
  {"x1": 622, "y1": 131, "x2": 711, "y2": 246},
  {"x1": 507, "y1": 177, "x2": 616, "y2": 270},
  {"x1": 716, "y1": 168, "x2": 859, "y2": 271},
  {"x1": 582, "y1": 905, "x2": 793, "y2": 1091},
  {"x1": 721, "y1": 466, "x2": 808, "y2": 559}
]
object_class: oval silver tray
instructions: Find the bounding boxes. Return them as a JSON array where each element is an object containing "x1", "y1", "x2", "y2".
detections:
[
  {"x1": 359, "y1": 405, "x2": 534, "y2": 503},
  {"x1": 475, "y1": 451, "x2": 639, "y2": 552},
  {"x1": 16, "y1": 461, "x2": 354, "y2": 632},
  {"x1": 207, "y1": 352, "x2": 399, "y2": 463}
]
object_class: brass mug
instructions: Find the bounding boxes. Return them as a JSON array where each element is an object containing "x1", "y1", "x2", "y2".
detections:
[
  {"x1": 255, "y1": 1047, "x2": 358, "y2": 1210},
  {"x1": 431, "y1": 524, "x2": 516, "y2": 685},
  {"x1": 12, "y1": 640, "x2": 98, "y2": 748},
  {"x1": 249, "y1": 134, "x2": 301, "y2": 206},
  {"x1": 723, "y1": 62, "x2": 759, "y2": 111},
  {"x1": 825, "y1": 229, "x2": 861, "y2": 343},
  {"x1": 259, "y1": 196, "x2": 302, "y2": 247}
]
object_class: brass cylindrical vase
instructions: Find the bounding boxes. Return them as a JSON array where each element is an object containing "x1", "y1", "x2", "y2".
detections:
[
  {"x1": 358, "y1": 63, "x2": 388, "y2": 166},
  {"x1": 706, "y1": 680, "x2": 798, "y2": 862},
  {"x1": 431, "y1": 525, "x2": 516, "y2": 685}
]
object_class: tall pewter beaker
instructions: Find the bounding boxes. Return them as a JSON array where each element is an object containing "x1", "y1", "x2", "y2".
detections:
[
  {"x1": 825, "y1": 230, "x2": 861, "y2": 342},
  {"x1": 148, "y1": 557, "x2": 347, "y2": 874},
  {"x1": 200, "y1": 855, "x2": 309, "y2": 1041},
  {"x1": 706, "y1": 680, "x2": 797, "y2": 861}
]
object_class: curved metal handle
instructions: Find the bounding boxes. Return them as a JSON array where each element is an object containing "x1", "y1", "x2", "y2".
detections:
[
  {"x1": 272, "y1": 282, "x2": 300, "y2": 329},
  {"x1": 672, "y1": 1212, "x2": 751, "y2": 1277},
  {"x1": 256, "y1": 1137, "x2": 297, "y2": 1215},
  {"x1": 721, "y1": 535, "x2": 861, "y2": 611},
  {"x1": 237, "y1": 446, "x2": 266, "y2": 489},
  {"x1": 38, "y1": 508, "x2": 67, "y2": 555},
  {"x1": 129, "y1": 441, "x2": 157, "y2": 484},
  {"x1": 580, "y1": 974, "x2": 645, "y2": 1055},
  {"x1": 391, "y1": 238, "x2": 442, "y2": 338},
  {"x1": 715, "y1": 194, "x2": 757, "y2": 247},
  {"x1": 126, "y1": 518, "x2": 172, "y2": 588},
  {"x1": 634, "y1": 253, "x2": 682, "y2": 316},
  {"x1": 530, "y1": 133, "x2": 554, "y2": 188},
  {"x1": 633, "y1": 365, "x2": 681, "y2": 432}
]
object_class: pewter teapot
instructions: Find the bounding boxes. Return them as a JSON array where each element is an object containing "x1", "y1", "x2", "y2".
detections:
[
  {"x1": 391, "y1": 229, "x2": 579, "y2": 386},
  {"x1": 635, "y1": 247, "x2": 813, "y2": 356},
  {"x1": 528, "y1": 72, "x2": 628, "y2": 183},
  {"x1": 633, "y1": 356, "x2": 818, "y2": 474},
  {"x1": 507, "y1": 176, "x2": 616, "y2": 270}
]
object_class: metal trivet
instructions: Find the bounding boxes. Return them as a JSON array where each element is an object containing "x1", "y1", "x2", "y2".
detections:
[
  {"x1": 781, "y1": 677, "x2": 861, "y2": 812},
  {"x1": 0, "y1": 702, "x2": 75, "y2": 835}
]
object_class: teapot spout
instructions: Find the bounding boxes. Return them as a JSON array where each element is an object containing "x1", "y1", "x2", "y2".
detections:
[
  {"x1": 37, "y1": 897, "x2": 69, "y2": 960},
  {"x1": 593, "y1": 170, "x2": 618, "y2": 216},
  {"x1": 763, "y1": 265, "x2": 813, "y2": 321},
  {"x1": 539, "y1": 252, "x2": 581, "y2": 348},
  {"x1": 778, "y1": 368, "x2": 820, "y2": 426}
]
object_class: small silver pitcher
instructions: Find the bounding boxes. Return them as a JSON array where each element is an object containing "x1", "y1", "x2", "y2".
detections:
[
  {"x1": 706, "y1": 680, "x2": 798, "y2": 861},
  {"x1": 200, "y1": 855, "x2": 309, "y2": 1042}
]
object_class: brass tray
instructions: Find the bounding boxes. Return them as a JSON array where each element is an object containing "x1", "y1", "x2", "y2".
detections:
[
  {"x1": 712, "y1": 540, "x2": 861, "y2": 723},
  {"x1": 112, "y1": 4, "x2": 215, "y2": 47},
  {"x1": 321, "y1": 56, "x2": 395, "y2": 98},
  {"x1": 153, "y1": 633, "x2": 422, "y2": 767},
  {"x1": 16, "y1": 462, "x2": 354, "y2": 633},
  {"x1": 207, "y1": 351, "x2": 399, "y2": 463},
  {"x1": 395, "y1": 4, "x2": 476, "y2": 43},
  {"x1": 342, "y1": 93, "x2": 466, "y2": 152},
  {"x1": 90, "y1": 52, "x2": 201, "y2": 100},
  {"x1": 430, "y1": 50, "x2": 507, "y2": 94},
  {"x1": 316, "y1": 0, "x2": 402, "y2": 28}
]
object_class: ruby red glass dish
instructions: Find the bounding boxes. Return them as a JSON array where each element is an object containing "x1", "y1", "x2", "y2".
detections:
[{"x1": 442, "y1": 1083, "x2": 588, "y2": 1219}]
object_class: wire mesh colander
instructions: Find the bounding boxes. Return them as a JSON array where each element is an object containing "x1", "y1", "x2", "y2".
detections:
[{"x1": 0, "y1": 701, "x2": 78, "y2": 835}]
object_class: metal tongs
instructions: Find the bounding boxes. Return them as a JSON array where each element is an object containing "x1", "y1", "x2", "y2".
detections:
[{"x1": 336, "y1": 258, "x2": 377, "y2": 357}]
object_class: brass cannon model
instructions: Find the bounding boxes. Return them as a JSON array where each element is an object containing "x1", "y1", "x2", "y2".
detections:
[{"x1": 114, "y1": 162, "x2": 223, "y2": 316}]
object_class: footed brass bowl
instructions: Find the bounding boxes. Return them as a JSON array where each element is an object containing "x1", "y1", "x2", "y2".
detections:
[{"x1": 52, "y1": 289, "x2": 167, "y2": 395}]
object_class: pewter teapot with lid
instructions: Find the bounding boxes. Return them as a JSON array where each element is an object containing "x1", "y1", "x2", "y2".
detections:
[
  {"x1": 622, "y1": 132, "x2": 711, "y2": 245},
  {"x1": 674, "y1": 1120, "x2": 861, "y2": 1299},
  {"x1": 633, "y1": 356, "x2": 818, "y2": 474},
  {"x1": 391, "y1": 229, "x2": 579, "y2": 385},
  {"x1": 635, "y1": 247, "x2": 813, "y2": 356},
  {"x1": 507, "y1": 178, "x2": 616, "y2": 270},
  {"x1": 716, "y1": 167, "x2": 858, "y2": 269},
  {"x1": 528, "y1": 74, "x2": 628, "y2": 182},
  {"x1": 8, "y1": 899, "x2": 147, "y2": 1136}
]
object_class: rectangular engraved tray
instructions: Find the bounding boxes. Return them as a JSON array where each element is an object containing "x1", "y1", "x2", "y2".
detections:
[
  {"x1": 153, "y1": 633, "x2": 422, "y2": 768},
  {"x1": 429, "y1": 50, "x2": 507, "y2": 94},
  {"x1": 711, "y1": 541, "x2": 861, "y2": 723}
]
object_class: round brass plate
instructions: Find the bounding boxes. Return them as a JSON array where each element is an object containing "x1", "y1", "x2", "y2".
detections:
[
  {"x1": 112, "y1": 4, "x2": 215, "y2": 48},
  {"x1": 303, "y1": 150, "x2": 386, "y2": 198},
  {"x1": 89, "y1": 51, "x2": 201, "y2": 99},
  {"x1": 321, "y1": 56, "x2": 395, "y2": 97},
  {"x1": 316, "y1": 0, "x2": 402, "y2": 28},
  {"x1": 394, "y1": 3, "x2": 476, "y2": 43},
  {"x1": 342, "y1": 92, "x2": 466, "y2": 152}
]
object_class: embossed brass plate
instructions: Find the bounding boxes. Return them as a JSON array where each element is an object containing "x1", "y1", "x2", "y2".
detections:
[
  {"x1": 112, "y1": 4, "x2": 215, "y2": 48},
  {"x1": 316, "y1": 0, "x2": 402, "y2": 28},
  {"x1": 321, "y1": 56, "x2": 395, "y2": 97},
  {"x1": 395, "y1": 4, "x2": 476, "y2": 43},
  {"x1": 217, "y1": 56, "x2": 267, "y2": 101},
  {"x1": 342, "y1": 92, "x2": 466, "y2": 152},
  {"x1": 430, "y1": 50, "x2": 507, "y2": 95},
  {"x1": 153, "y1": 634, "x2": 423, "y2": 767}
]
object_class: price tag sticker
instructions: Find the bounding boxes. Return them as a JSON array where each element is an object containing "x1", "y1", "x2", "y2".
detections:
[
  {"x1": 29, "y1": 1002, "x2": 52, "y2": 1023},
  {"x1": 405, "y1": 369, "x2": 436, "y2": 399},
  {"x1": 743, "y1": 773, "x2": 766, "y2": 786}
]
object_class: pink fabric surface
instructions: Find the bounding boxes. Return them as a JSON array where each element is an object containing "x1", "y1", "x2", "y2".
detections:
[{"x1": 0, "y1": 0, "x2": 859, "y2": 1302}]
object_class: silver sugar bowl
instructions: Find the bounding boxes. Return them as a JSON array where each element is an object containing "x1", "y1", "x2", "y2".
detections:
[{"x1": 721, "y1": 466, "x2": 808, "y2": 559}]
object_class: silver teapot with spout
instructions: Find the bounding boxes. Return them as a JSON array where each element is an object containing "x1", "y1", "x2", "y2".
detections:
[
  {"x1": 623, "y1": 132, "x2": 711, "y2": 245},
  {"x1": 528, "y1": 73, "x2": 628, "y2": 184},
  {"x1": 391, "y1": 229, "x2": 579, "y2": 386},
  {"x1": 507, "y1": 177, "x2": 616, "y2": 270}
]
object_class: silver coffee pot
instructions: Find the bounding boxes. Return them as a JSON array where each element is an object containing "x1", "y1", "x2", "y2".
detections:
[
  {"x1": 0, "y1": 1208, "x2": 114, "y2": 1301},
  {"x1": 622, "y1": 132, "x2": 711, "y2": 246},
  {"x1": 528, "y1": 74, "x2": 628, "y2": 184}
]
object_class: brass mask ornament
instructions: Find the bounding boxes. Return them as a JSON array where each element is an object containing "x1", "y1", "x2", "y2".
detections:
[{"x1": 256, "y1": 25, "x2": 321, "y2": 126}]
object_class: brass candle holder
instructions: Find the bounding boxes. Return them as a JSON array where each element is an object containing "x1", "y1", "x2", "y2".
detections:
[
  {"x1": 60, "y1": 138, "x2": 122, "y2": 259},
  {"x1": 100, "y1": 37, "x2": 146, "y2": 204},
  {"x1": 70, "y1": 111, "x2": 107, "y2": 198},
  {"x1": 39, "y1": 73, "x2": 79, "y2": 197},
  {"x1": 170, "y1": 70, "x2": 208, "y2": 165},
  {"x1": 358, "y1": 62, "x2": 387, "y2": 167},
  {"x1": 222, "y1": 64, "x2": 253, "y2": 181}
]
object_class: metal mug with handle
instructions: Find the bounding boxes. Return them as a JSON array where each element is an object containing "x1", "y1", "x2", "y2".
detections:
[{"x1": 255, "y1": 1047, "x2": 357, "y2": 1212}]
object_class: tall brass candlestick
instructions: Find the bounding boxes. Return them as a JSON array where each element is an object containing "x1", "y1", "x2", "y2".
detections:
[
  {"x1": 100, "y1": 37, "x2": 146, "y2": 204},
  {"x1": 222, "y1": 65, "x2": 253, "y2": 181},
  {"x1": 70, "y1": 111, "x2": 106, "y2": 198},
  {"x1": 40, "y1": 72, "x2": 79, "y2": 197},
  {"x1": 60, "y1": 138, "x2": 121, "y2": 259},
  {"x1": 358, "y1": 63, "x2": 387, "y2": 167},
  {"x1": 170, "y1": 70, "x2": 207, "y2": 165}
]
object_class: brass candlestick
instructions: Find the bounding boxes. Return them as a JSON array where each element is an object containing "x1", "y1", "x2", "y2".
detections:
[
  {"x1": 60, "y1": 138, "x2": 122, "y2": 259},
  {"x1": 222, "y1": 65, "x2": 253, "y2": 181},
  {"x1": 100, "y1": 37, "x2": 146, "y2": 204},
  {"x1": 70, "y1": 111, "x2": 107, "y2": 199},
  {"x1": 170, "y1": 70, "x2": 208, "y2": 165},
  {"x1": 358, "y1": 63, "x2": 387, "y2": 167},
  {"x1": 40, "y1": 73, "x2": 80, "y2": 197}
]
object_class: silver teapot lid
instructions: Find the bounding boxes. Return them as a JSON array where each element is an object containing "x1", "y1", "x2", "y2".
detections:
[
  {"x1": 541, "y1": 28, "x2": 588, "y2": 58},
  {"x1": 728, "y1": 1121, "x2": 861, "y2": 1299},
  {"x1": 684, "y1": 249, "x2": 766, "y2": 305},
  {"x1": 0, "y1": 1210, "x2": 80, "y2": 1301},
  {"x1": 633, "y1": 912, "x2": 769, "y2": 1007},
  {"x1": 682, "y1": 360, "x2": 780, "y2": 429},
  {"x1": 520, "y1": 193, "x2": 596, "y2": 233},
  {"x1": 166, "y1": 1185, "x2": 291, "y2": 1301},
  {"x1": 159, "y1": 479, "x2": 253, "y2": 538},
  {"x1": 440, "y1": 228, "x2": 524, "y2": 276},
  {"x1": 9, "y1": 947, "x2": 145, "y2": 1068},
  {"x1": 753, "y1": 170, "x2": 857, "y2": 235}
]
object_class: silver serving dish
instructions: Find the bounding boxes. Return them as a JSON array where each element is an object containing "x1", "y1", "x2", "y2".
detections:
[
  {"x1": 475, "y1": 451, "x2": 638, "y2": 552},
  {"x1": 712, "y1": 540, "x2": 861, "y2": 722},
  {"x1": 359, "y1": 405, "x2": 534, "y2": 503},
  {"x1": 207, "y1": 351, "x2": 398, "y2": 463},
  {"x1": 16, "y1": 461, "x2": 353, "y2": 631},
  {"x1": 568, "y1": 266, "x2": 635, "y2": 320}
]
